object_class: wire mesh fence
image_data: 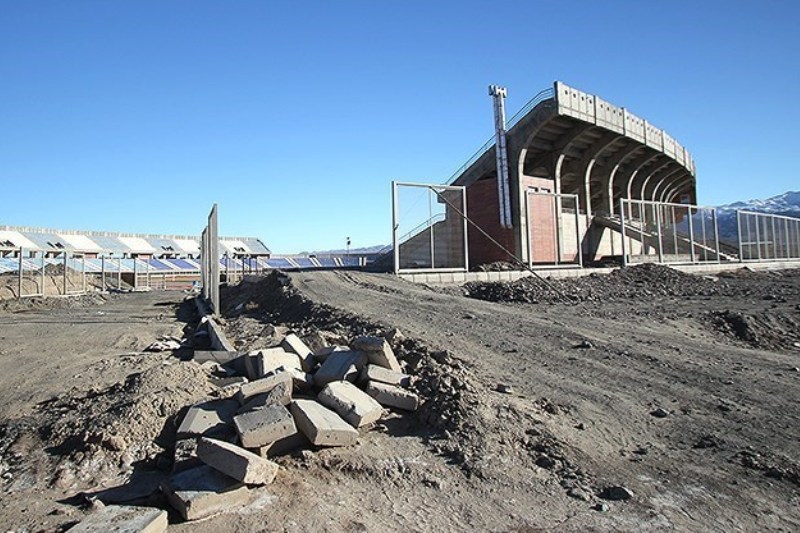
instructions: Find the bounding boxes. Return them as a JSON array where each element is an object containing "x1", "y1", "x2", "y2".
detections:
[
  {"x1": 392, "y1": 182, "x2": 468, "y2": 273},
  {"x1": 737, "y1": 211, "x2": 800, "y2": 262}
]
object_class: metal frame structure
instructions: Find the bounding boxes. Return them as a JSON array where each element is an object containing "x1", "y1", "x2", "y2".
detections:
[
  {"x1": 619, "y1": 198, "x2": 723, "y2": 266},
  {"x1": 392, "y1": 181, "x2": 468, "y2": 274},
  {"x1": 524, "y1": 190, "x2": 583, "y2": 268},
  {"x1": 737, "y1": 210, "x2": 800, "y2": 262}
]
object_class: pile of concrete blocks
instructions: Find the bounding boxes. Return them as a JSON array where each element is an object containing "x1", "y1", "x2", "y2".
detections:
[{"x1": 159, "y1": 331, "x2": 419, "y2": 522}]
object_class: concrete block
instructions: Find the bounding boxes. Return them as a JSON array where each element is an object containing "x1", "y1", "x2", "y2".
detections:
[
  {"x1": 69, "y1": 505, "x2": 167, "y2": 533},
  {"x1": 361, "y1": 365, "x2": 410, "y2": 387},
  {"x1": 173, "y1": 438, "x2": 202, "y2": 473},
  {"x1": 252, "y1": 431, "x2": 310, "y2": 458},
  {"x1": 256, "y1": 347, "x2": 302, "y2": 377},
  {"x1": 314, "y1": 350, "x2": 367, "y2": 387},
  {"x1": 176, "y1": 399, "x2": 238, "y2": 439},
  {"x1": 193, "y1": 350, "x2": 240, "y2": 365},
  {"x1": 352, "y1": 336, "x2": 401, "y2": 372},
  {"x1": 235, "y1": 373, "x2": 292, "y2": 405},
  {"x1": 301, "y1": 331, "x2": 329, "y2": 354},
  {"x1": 317, "y1": 381, "x2": 383, "y2": 428},
  {"x1": 281, "y1": 333, "x2": 315, "y2": 372},
  {"x1": 243, "y1": 351, "x2": 260, "y2": 380},
  {"x1": 197, "y1": 437, "x2": 279, "y2": 485},
  {"x1": 161, "y1": 465, "x2": 249, "y2": 521},
  {"x1": 234, "y1": 404, "x2": 297, "y2": 448},
  {"x1": 314, "y1": 345, "x2": 349, "y2": 362},
  {"x1": 290, "y1": 399, "x2": 359, "y2": 447},
  {"x1": 237, "y1": 380, "x2": 292, "y2": 414},
  {"x1": 366, "y1": 381, "x2": 419, "y2": 411},
  {"x1": 275, "y1": 365, "x2": 314, "y2": 391}
]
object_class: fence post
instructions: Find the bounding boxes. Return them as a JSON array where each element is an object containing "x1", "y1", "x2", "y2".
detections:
[
  {"x1": 712, "y1": 209, "x2": 721, "y2": 263},
  {"x1": 17, "y1": 248, "x2": 23, "y2": 299},
  {"x1": 63, "y1": 253, "x2": 68, "y2": 295},
  {"x1": 655, "y1": 203, "x2": 664, "y2": 264},
  {"x1": 101, "y1": 256, "x2": 106, "y2": 292},
  {"x1": 117, "y1": 258, "x2": 122, "y2": 289},
  {"x1": 392, "y1": 181, "x2": 399, "y2": 274},
  {"x1": 41, "y1": 252, "x2": 46, "y2": 296},
  {"x1": 133, "y1": 259, "x2": 138, "y2": 289},
  {"x1": 688, "y1": 206, "x2": 696, "y2": 263},
  {"x1": 754, "y1": 215, "x2": 762, "y2": 261},
  {"x1": 619, "y1": 198, "x2": 628, "y2": 267},
  {"x1": 784, "y1": 218, "x2": 791, "y2": 260},
  {"x1": 736, "y1": 211, "x2": 743, "y2": 262},
  {"x1": 81, "y1": 255, "x2": 86, "y2": 293}
]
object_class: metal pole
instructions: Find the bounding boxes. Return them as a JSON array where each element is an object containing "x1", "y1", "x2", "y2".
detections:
[
  {"x1": 133, "y1": 258, "x2": 138, "y2": 289},
  {"x1": 655, "y1": 203, "x2": 664, "y2": 264},
  {"x1": 575, "y1": 195, "x2": 583, "y2": 267},
  {"x1": 784, "y1": 218, "x2": 791, "y2": 260},
  {"x1": 41, "y1": 252, "x2": 46, "y2": 296},
  {"x1": 525, "y1": 192, "x2": 533, "y2": 269},
  {"x1": 146, "y1": 258, "x2": 151, "y2": 289},
  {"x1": 771, "y1": 217, "x2": 778, "y2": 260},
  {"x1": 17, "y1": 248, "x2": 23, "y2": 299},
  {"x1": 552, "y1": 194, "x2": 560, "y2": 265},
  {"x1": 619, "y1": 198, "x2": 628, "y2": 267},
  {"x1": 82, "y1": 255, "x2": 86, "y2": 293},
  {"x1": 462, "y1": 185, "x2": 469, "y2": 271},
  {"x1": 639, "y1": 201, "x2": 646, "y2": 255},
  {"x1": 429, "y1": 187, "x2": 435, "y2": 269},
  {"x1": 63, "y1": 253, "x2": 68, "y2": 295},
  {"x1": 101, "y1": 256, "x2": 106, "y2": 292},
  {"x1": 712, "y1": 208, "x2": 721, "y2": 263},
  {"x1": 117, "y1": 258, "x2": 122, "y2": 288},
  {"x1": 671, "y1": 206, "x2": 678, "y2": 259},
  {"x1": 688, "y1": 206, "x2": 696, "y2": 263},
  {"x1": 754, "y1": 215, "x2": 762, "y2": 261},
  {"x1": 736, "y1": 211, "x2": 743, "y2": 262}
]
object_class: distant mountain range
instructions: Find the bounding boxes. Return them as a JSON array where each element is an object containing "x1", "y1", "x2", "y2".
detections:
[{"x1": 714, "y1": 190, "x2": 800, "y2": 243}]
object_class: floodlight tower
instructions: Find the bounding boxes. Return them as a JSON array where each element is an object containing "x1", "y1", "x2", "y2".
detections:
[{"x1": 489, "y1": 84, "x2": 512, "y2": 229}]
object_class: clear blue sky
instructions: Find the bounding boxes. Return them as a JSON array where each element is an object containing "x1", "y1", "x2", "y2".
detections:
[{"x1": 1, "y1": 1, "x2": 798, "y2": 252}]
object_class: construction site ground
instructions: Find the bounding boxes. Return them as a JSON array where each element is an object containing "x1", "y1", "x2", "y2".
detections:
[{"x1": 0, "y1": 265, "x2": 799, "y2": 532}]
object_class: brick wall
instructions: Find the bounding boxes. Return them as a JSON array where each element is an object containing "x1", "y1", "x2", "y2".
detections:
[{"x1": 466, "y1": 178, "x2": 515, "y2": 266}]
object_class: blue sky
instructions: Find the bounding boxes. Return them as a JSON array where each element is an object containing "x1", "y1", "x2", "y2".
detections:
[{"x1": 1, "y1": 1, "x2": 798, "y2": 252}]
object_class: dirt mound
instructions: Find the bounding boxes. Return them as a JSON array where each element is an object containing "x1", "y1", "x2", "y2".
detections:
[
  {"x1": 0, "y1": 360, "x2": 213, "y2": 493},
  {"x1": 709, "y1": 309, "x2": 800, "y2": 351},
  {"x1": 0, "y1": 292, "x2": 112, "y2": 313}
]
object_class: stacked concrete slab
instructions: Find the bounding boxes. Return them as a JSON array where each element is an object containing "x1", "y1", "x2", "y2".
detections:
[{"x1": 164, "y1": 328, "x2": 421, "y2": 522}]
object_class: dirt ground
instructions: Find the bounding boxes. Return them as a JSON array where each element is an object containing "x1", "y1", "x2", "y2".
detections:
[{"x1": 0, "y1": 266, "x2": 799, "y2": 532}]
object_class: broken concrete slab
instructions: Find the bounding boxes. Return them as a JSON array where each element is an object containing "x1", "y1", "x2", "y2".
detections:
[
  {"x1": 234, "y1": 404, "x2": 297, "y2": 448},
  {"x1": 313, "y1": 350, "x2": 367, "y2": 387},
  {"x1": 176, "y1": 399, "x2": 238, "y2": 439},
  {"x1": 274, "y1": 365, "x2": 314, "y2": 391},
  {"x1": 193, "y1": 350, "x2": 240, "y2": 366},
  {"x1": 235, "y1": 373, "x2": 293, "y2": 405},
  {"x1": 361, "y1": 364, "x2": 410, "y2": 387},
  {"x1": 197, "y1": 437, "x2": 279, "y2": 485},
  {"x1": 237, "y1": 380, "x2": 292, "y2": 414},
  {"x1": 352, "y1": 336, "x2": 402, "y2": 372},
  {"x1": 318, "y1": 381, "x2": 383, "y2": 428},
  {"x1": 173, "y1": 438, "x2": 202, "y2": 473},
  {"x1": 301, "y1": 330, "x2": 329, "y2": 354},
  {"x1": 161, "y1": 464, "x2": 249, "y2": 521},
  {"x1": 252, "y1": 431, "x2": 310, "y2": 458},
  {"x1": 281, "y1": 333, "x2": 315, "y2": 372},
  {"x1": 255, "y1": 347, "x2": 302, "y2": 377},
  {"x1": 314, "y1": 345, "x2": 350, "y2": 362},
  {"x1": 290, "y1": 399, "x2": 359, "y2": 447},
  {"x1": 69, "y1": 504, "x2": 167, "y2": 533},
  {"x1": 365, "y1": 381, "x2": 419, "y2": 411}
]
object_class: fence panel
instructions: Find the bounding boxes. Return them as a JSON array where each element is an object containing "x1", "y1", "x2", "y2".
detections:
[
  {"x1": 392, "y1": 182, "x2": 468, "y2": 273},
  {"x1": 737, "y1": 211, "x2": 800, "y2": 262},
  {"x1": 620, "y1": 199, "x2": 727, "y2": 265}
]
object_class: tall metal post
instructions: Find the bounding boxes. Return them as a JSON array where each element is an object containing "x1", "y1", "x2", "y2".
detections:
[
  {"x1": 754, "y1": 215, "x2": 762, "y2": 261},
  {"x1": 428, "y1": 187, "x2": 435, "y2": 269},
  {"x1": 41, "y1": 252, "x2": 46, "y2": 296},
  {"x1": 117, "y1": 257, "x2": 122, "y2": 288},
  {"x1": 82, "y1": 256, "x2": 86, "y2": 293},
  {"x1": 133, "y1": 258, "x2": 138, "y2": 289},
  {"x1": 462, "y1": 185, "x2": 469, "y2": 271},
  {"x1": 575, "y1": 195, "x2": 583, "y2": 267},
  {"x1": 655, "y1": 203, "x2": 664, "y2": 263},
  {"x1": 392, "y1": 181, "x2": 399, "y2": 274},
  {"x1": 63, "y1": 253, "x2": 68, "y2": 295},
  {"x1": 784, "y1": 218, "x2": 791, "y2": 260},
  {"x1": 688, "y1": 206, "x2": 696, "y2": 263},
  {"x1": 712, "y1": 209, "x2": 721, "y2": 263},
  {"x1": 490, "y1": 85, "x2": 512, "y2": 229},
  {"x1": 619, "y1": 198, "x2": 628, "y2": 267},
  {"x1": 771, "y1": 217, "x2": 778, "y2": 260},
  {"x1": 17, "y1": 248, "x2": 23, "y2": 299},
  {"x1": 101, "y1": 256, "x2": 106, "y2": 292},
  {"x1": 736, "y1": 211, "x2": 743, "y2": 262}
]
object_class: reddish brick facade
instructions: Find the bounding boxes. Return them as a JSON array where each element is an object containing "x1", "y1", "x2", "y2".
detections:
[{"x1": 466, "y1": 177, "x2": 515, "y2": 266}]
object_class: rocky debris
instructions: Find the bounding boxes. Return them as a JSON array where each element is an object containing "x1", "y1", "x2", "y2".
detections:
[
  {"x1": 352, "y1": 335, "x2": 402, "y2": 372},
  {"x1": 314, "y1": 350, "x2": 367, "y2": 386},
  {"x1": 144, "y1": 337, "x2": 182, "y2": 352},
  {"x1": 235, "y1": 373, "x2": 293, "y2": 405},
  {"x1": 362, "y1": 365, "x2": 410, "y2": 387},
  {"x1": 68, "y1": 504, "x2": 167, "y2": 533},
  {"x1": 281, "y1": 333, "x2": 315, "y2": 371},
  {"x1": 366, "y1": 381, "x2": 420, "y2": 411},
  {"x1": 650, "y1": 407, "x2": 670, "y2": 418},
  {"x1": 496, "y1": 384, "x2": 514, "y2": 394},
  {"x1": 599, "y1": 485, "x2": 634, "y2": 501}
]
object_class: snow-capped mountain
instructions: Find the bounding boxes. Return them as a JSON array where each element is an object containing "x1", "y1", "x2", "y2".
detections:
[
  {"x1": 714, "y1": 190, "x2": 800, "y2": 243},
  {"x1": 715, "y1": 190, "x2": 800, "y2": 216}
]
